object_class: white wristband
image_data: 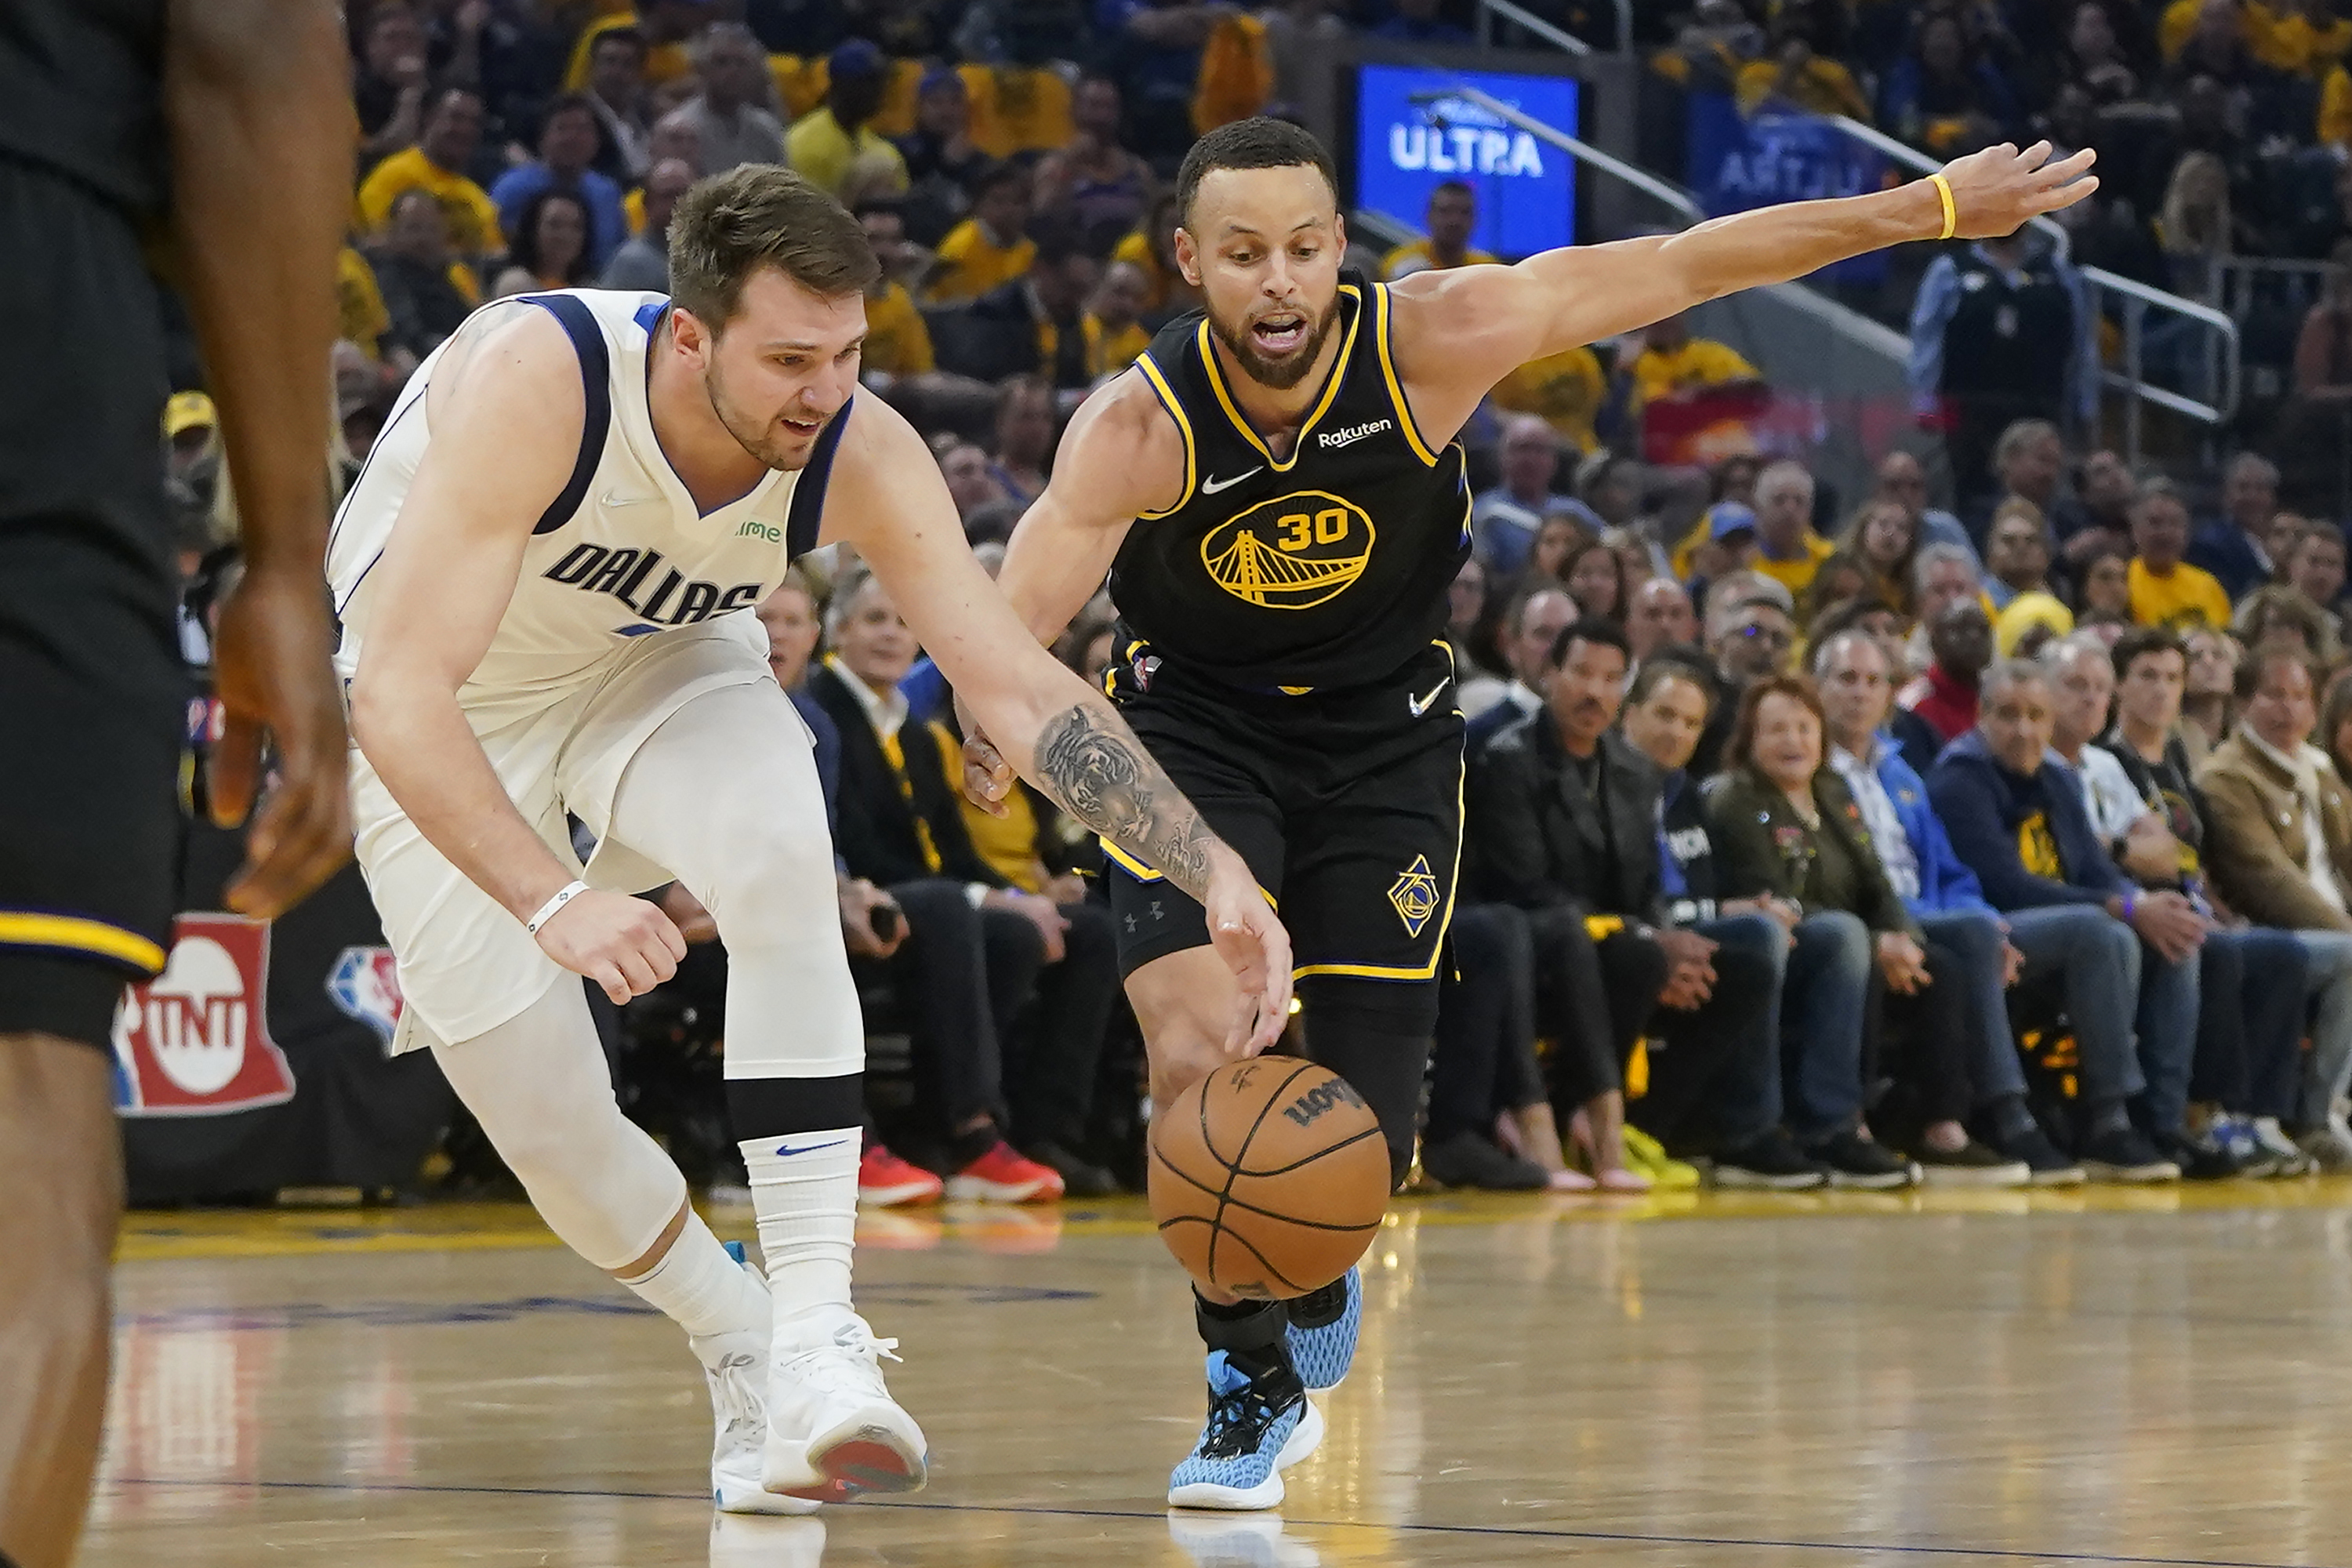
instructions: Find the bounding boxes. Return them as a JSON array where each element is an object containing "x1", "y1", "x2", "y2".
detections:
[{"x1": 525, "y1": 880, "x2": 591, "y2": 936}]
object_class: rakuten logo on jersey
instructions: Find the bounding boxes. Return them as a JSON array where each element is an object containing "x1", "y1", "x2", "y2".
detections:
[{"x1": 1317, "y1": 419, "x2": 1392, "y2": 450}]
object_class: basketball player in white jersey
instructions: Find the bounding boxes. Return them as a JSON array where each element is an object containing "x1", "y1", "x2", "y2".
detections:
[{"x1": 325, "y1": 166, "x2": 1291, "y2": 1512}]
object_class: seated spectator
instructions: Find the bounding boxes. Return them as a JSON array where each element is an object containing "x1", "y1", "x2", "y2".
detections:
[
  {"x1": 1627, "y1": 312, "x2": 1760, "y2": 416},
  {"x1": 1983, "y1": 498, "x2": 2056, "y2": 612},
  {"x1": 1927, "y1": 659, "x2": 2193, "y2": 1182},
  {"x1": 1462, "y1": 583, "x2": 1577, "y2": 735},
  {"x1": 811, "y1": 565, "x2": 1119, "y2": 1197},
  {"x1": 2183, "y1": 625, "x2": 2242, "y2": 757},
  {"x1": 629, "y1": 116, "x2": 704, "y2": 234},
  {"x1": 1373, "y1": 0, "x2": 1472, "y2": 46},
  {"x1": 2046, "y1": 0, "x2": 2147, "y2": 108},
  {"x1": 2129, "y1": 479, "x2": 2232, "y2": 630},
  {"x1": 1083, "y1": 261, "x2": 1155, "y2": 379},
  {"x1": 1424, "y1": 903, "x2": 1557, "y2": 1190},
  {"x1": 2188, "y1": 452, "x2": 2285, "y2": 600},
  {"x1": 2264, "y1": 511, "x2": 2313, "y2": 590},
  {"x1": 1561, "y1": 539, "x2": 1628, "y2": 623},
  {"x1": 1685, "y1": 500, "x2": 1761, "y2": 588},
  {"x1": 355, "y1": 87, "x2": 504, "y2": 260},
  {"x1": 2045, "y1": 633, "x2": 2280, "y2": 1178},
  {"x1": 2287, "y1": 521, "x2": 2349, "y2": 631},
  {"x1": 786, "y1": 42, "x2": 910, "y2": 204},
  {"x1": 1838, "y1": 494, "x2": 1922, "y2": 621},
  {"x1": 582, "y1": 23, "x2": 654, "y2": 183},
  {"x1": 1879, "y1": 9, "x2": 2020, "y2": 154},
  {"x1": 488, "y1": 188, "x2": 594, "y2": 298},
  {"x1": 1111, "y1": 190, "x2": 1199, "y2": 322},
  {"x1": 1904, "y1": 540, "x2": 1986, "y2": 666},
  {"x1": 1798, "y1": 553, "x2": 1874, "y2": 633},
  {"x1": 354, "y1": 3, "x2": 433, "y2": 169},
  {"x1": 927, "y1": 164, "x2": 1037, "y2": 305},
  {"x1": 938, "y1": 229, "x2": 1102, "y2": 388},
  {"x1": 1603, "y1": 524, "x2": 1661, "y2": 595},
  {"x1": 895, "y1": 69, "x2": 988, "y2": 248},
  {"x1": 1911, "y1": 223, "x2": 2094, "y2": 524},
  {"x1": 2078, "y1": 537, "x2": 2136, "y2": 621},
  {"x1": 939, "y1": 441, "x2": 1013, "y2": 520},
  {"x1": 1654, "y1": 0, "x2": 1766, "y2": 93},
  {"x1": 1817, "y1": 629, "x2": 2075, "y2": 1183},
  {"x1": 2234, "y1": 584, "x2": 2341, "y2": 663},
  {"x1": 2278, "y1": 243, "x2": 2352, "y2": 510},
  {"x1": 368, "y1": 189, "x2": 480, "y2": 362},
  {"x1": 1472, "y1": 416, "x2": 1602, "y2": 577},
  {"x1": 1689, "y1": 570, "x2": 1796, "y2": 777},
  {"x1": 1980, "y1": 419, "x2": 2089, "y2": 547},
  {"x1": 1995, "y1": 590, "x2": 2075, "y2": 662},
  {"x1": 1627, "y1": 575, "x2": 1698, "y2": 663},
  {"x1": 1736, "y1": 20, "x2": 1874, "y2": 120},
  {"x1": 1098, "y1": 0, "x2": 1225, "y2": 163},
  {"x1": 662, "y1": 24, "x2": 786, "y2": 176},
  {"x1": 599, "y1": 158, "x2": 693, "y2": 292},
  {"x1": 2197, "y1": 641, "x2": 2352, "y2": 1171},
  {"x1": 2056, "y1": 448, "x2": 2136, "y2": 578},
  {"x1": 2100, "y1": 628, "x2": 2321, "y2": 1176},
  {"x1": 851, "y1": 199, "x2": 940, "y2": 388},
  {"x1": 1870, "y1": 447, "x2": 1979, "y2": 567},
  {"x1": 985, "y1": 376, "x2": 1057, "y2": 507},
  {"x1": 1708, "y1": 676, "x2": 1935, "y2": 1188},
  {"x1": 1382, "y1": 182, "x2": 1498, "y2": 280},
  {"x1": 1748, "y1": 459, "x2": 1836, "y2": 599},
  {"x1": 752, "y1": 576, "x2": 942, "y2": 1208},
  {"x1": 1893, "y1": 593, "x2": 1994, "y2": 775},
  {"x1": 1446, "y1": 559, "x2": 1499, "y2": 699},
  {"x1": 1472, "y1": 626, "x2": 1820, "y2": 1188},
  {"x1": 1031, "y1": 74, "x2": 1155, "y2": 254},
  {"x1": 492, "y1": 94, "x2": 630, "y2": 272},
  {"x1": 1490, "y1": 344, "x2": 1607, "y2": 459}
]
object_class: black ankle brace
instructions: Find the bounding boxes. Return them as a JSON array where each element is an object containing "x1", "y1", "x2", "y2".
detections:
[{"x1": 1287, "y1": 1275, "x2": 1349, "y2": 1330}]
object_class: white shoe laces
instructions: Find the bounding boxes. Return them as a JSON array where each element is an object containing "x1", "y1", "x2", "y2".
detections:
[
  {"x1": 707, "y1": 1348, "x2": 767, "y2": 1440},
  {"x1": 782, "y1": 1319, "x2": 902, "y2": 1403}
]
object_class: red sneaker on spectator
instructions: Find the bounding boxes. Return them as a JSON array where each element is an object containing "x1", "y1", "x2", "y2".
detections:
[
  {"x1": 858, "y1": 1142, "x2": 944, "y2": 1208},
  {"x1": 945, "y1": 1141, "x2": 1065, "y2": 1203}
]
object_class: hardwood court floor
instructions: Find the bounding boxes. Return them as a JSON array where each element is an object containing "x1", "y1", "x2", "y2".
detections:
[{"x1": 82, "y1": 1182, "x2": 2352, "y2": 1567}]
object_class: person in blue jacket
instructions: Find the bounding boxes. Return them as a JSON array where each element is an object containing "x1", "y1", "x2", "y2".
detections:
[
  {"x1": 1926, "y1": 658, "x2": 2200, "y2": 1183},
  {"x1": 1813, "y1": 629, "x2": 2079, "y2": 1185}
]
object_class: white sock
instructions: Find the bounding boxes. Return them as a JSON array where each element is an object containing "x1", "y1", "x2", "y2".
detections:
[
  {"x1": 615, "y1": 1208, "x2": 770, "y2": 1340},
  {"x1": 739, "y1": 1127, "x2": 860, "y2": 1330}
]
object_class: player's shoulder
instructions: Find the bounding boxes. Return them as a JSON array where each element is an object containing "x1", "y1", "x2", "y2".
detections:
[
  {"x1": 1054, "y1": 365, "x2": 1190, "y2": 511},
  {"x1": 423, "y1": 299, "x2": 590, "y2": 448}
]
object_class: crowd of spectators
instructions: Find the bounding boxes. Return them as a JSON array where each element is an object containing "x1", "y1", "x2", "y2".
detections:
[{"x1": 141, "y1": 1, "x2": 2352, "y2": 1211}]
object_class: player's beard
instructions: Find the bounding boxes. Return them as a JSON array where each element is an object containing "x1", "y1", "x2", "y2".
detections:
[
  {"x1": 703, "y1": 358, "x2": 816, "y2": 473},
  {"x1": 1205, "y1": 294, "x2": 1341, "y2": 392}
]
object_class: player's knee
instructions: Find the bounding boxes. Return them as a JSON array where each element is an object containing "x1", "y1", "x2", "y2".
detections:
[
  {"x1": 699, "y1": 818, "x2": 836, "y2": 941},
  {"x1": 1146, "y1": 1025, "x2": 1233, "y2": 1116}
]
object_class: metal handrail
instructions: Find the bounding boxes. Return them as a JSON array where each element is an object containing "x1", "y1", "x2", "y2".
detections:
[
  {"x1": 1470, "y1": 0, "x2": 1630, "y2": 56},
  {"x1": 1820, "y1": 114, "x2": 2241, "y2": 446},
  {"x1": 1410, "y1": 85, "x2": 1706, "y2": 225}
]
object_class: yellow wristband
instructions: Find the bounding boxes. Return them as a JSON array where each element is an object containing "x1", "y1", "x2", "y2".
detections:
[{"x1": 1929, "y1": 172, "x2": 1957, "y2": 241}]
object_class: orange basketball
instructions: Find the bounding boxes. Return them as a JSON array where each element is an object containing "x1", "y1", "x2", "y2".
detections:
[{"x1": 1147, "y1": 1058, "x2": 1391, "y2": 1300}]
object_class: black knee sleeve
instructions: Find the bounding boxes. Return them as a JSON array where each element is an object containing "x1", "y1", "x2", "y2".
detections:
[{"x1": 1295, "y1": 975, "x2": 1438, "y2": 1189}]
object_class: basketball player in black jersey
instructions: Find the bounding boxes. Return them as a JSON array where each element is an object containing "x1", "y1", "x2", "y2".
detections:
[
  {"x1": 966, "y1": 117, "x2": 2097, "y2": 1508},
  {"x1": 0, "y1": 5, "x2": 353, "y2": 1563}
]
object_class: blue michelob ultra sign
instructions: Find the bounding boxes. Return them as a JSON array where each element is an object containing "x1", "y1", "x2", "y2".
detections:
[{"x1": 1352, "y1": 64, "x2": 1580, "y2": 260}]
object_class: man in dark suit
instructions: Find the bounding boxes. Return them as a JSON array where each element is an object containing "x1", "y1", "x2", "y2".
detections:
[
  {"x1": 1465, "y1": 619, "x2": 1824, "y2": 1187},
  {"x1": 809, "y1": 564, "x2": 1121, "y2": 1198}
]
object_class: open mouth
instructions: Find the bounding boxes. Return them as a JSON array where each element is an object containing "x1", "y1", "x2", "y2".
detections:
[
  {"x1": 1250, "y1": 312, "x2": 1307, "y2": 356},
  {"x1": 779, "y1": 414, "x2": 823, "y2": 438}
]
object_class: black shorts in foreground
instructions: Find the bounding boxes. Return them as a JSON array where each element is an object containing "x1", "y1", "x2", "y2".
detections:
[
  {"x1": 0, "y1": 154, "x2": 186, "y2": 1048},
  {"x1": 1102, "y1": 633, "x2": 1464, "y2": 982}
]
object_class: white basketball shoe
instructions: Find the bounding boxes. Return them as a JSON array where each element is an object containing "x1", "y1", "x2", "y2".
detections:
[
  {"x1": 761, "y1": 1310, "x2": 930, "y2": 1503},
  {"x1": 690, "y1": 1247, "x2": 818, "y2": 1515}
]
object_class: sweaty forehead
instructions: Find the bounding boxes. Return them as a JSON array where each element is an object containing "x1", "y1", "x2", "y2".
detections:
[{"x1": 1186, "y1": 165, "x2": 1338, "y2": 236}]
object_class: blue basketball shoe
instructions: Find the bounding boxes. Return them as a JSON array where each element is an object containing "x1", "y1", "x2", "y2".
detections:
[
  {"x1": 1167, "y1": 1351, "x2": 1323, "y2": 1510},
  {"x1": 1283, "y1": 1268, "x2": 1359, "y2": 1393}
]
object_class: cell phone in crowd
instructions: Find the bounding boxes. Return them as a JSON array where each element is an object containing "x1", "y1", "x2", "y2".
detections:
[{"x1": 870, "y1": 902, "x2": 903, "y2": 943}]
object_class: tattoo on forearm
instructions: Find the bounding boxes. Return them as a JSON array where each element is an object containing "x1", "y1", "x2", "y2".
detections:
[{"x1": 1034, "y1": 702, "x2": 1215, "y2": 902}]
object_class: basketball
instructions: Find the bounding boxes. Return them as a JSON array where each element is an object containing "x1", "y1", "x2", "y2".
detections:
[{"x1": 1148, "y1": 1057, "x2": 1392, "y2": 1299}]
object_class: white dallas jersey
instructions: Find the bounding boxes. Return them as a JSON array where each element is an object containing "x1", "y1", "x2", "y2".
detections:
[{"x1": 328, "y1": 289, "x2": 835, "y2": 724}]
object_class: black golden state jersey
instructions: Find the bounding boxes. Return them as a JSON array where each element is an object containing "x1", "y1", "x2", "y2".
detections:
[{"x1": 1108, "y1": 271, "x2": 1471, "y2": 692}]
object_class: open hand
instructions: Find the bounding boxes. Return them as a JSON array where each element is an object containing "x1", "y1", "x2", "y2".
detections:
[
  {"x1": 1203, "y1": 853, "x2": 1292, "y2": 1057},
  {"x1": 1939, "y1": 140, "x2": 2099, "y2": 239}
]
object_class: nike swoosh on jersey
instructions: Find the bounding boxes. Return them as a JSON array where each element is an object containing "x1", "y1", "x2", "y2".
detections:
[
  {"x1": 601, "y1": 489, "x2": 659, "y2": 508},
  {"x1": 1406, "y1": 677, "x2": 1452, "y2": 717},
  {"x1": 1199, "y1": 466, "x2": 1263, "y2": 495}
]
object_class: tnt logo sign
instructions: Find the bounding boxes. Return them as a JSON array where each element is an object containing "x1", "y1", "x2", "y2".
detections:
[
  {"x1": 326, "y1": 947, "x2": 405, "y2": 1051},
  {"x1": 112, "y1": 914, "x2": 296, "y2": 1116}
]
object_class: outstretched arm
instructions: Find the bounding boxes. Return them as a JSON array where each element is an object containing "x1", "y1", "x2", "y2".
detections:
[
  {"x1": 826, "y1": 397, "x2": 1290, "y2": 1052},
  {"x1": 1390, "y1": 141, "x2": 2098, "y2": 442}
]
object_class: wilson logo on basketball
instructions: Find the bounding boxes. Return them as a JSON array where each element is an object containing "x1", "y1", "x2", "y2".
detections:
[
  {"x1": 1199, "y1": 489, "x2": 1375, "y2": 611},
  {"x1": 1282, "y1": 1077, "x2": 1367, "y2": 1129}
]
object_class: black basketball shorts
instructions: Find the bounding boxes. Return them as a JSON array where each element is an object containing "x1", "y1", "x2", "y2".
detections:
[
  {"x1": 0, "y1": 154, "x2": 187, "y2": 1048},
  {"x1": 1102, "y1": 634, "x2": 1463, "y2": 988}
]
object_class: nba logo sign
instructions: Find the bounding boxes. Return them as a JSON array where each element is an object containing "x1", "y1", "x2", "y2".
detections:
[
  {"x1": 112, "y1": 913, "x2": 298, "y2": 1116},
  {"x1": 326, "y1": 946, "x2": 405, "y2": 1051}
]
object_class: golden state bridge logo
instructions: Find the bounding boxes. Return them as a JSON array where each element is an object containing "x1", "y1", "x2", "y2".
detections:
[
  {"x1": 1388, "y1": 855, "x2": 1440, "y2": 938},
  {"x1": 1200, "y1": 489, "x2": 1375, "y2": 610}
]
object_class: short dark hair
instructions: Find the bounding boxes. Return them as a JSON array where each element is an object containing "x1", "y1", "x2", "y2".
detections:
[
  {"x1": 2234, "y1": 637, "x2": 2325, "y2": 703},
  {"x1": 1174, "y1": 117, "x2": 1338, "y2": 226},
  {"x1": 1629, "y1": 651, "x2": 1715, "y2": 712},
  {"x1": 669, "y1": 165, "x2": 879, "y2": 329},
  {"x1": 972, "y1": 160, "x2": 1029, "y2": 201},
  {"x1": 1722, "y1": 673, "x2": 1828, "y2": 773},
  {"x1": 2110, "y1": 626, "x2": 2186, "y2": 683},
  {"x1": 851, "y1": 195, "x2": 906, "y2": 223},
  {"x1": 1547, "y1": 615, "x2": 1630, "y2": 670},
  {"x1": 1431, "y1": 179, "x2": 1473, "y2": 200},
  {"x1": 590, "y1": 25, "x2": 647, "y2": 58},
  {"x1": 540, "y1": 92, "x2": 600, "y2": 134}
]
